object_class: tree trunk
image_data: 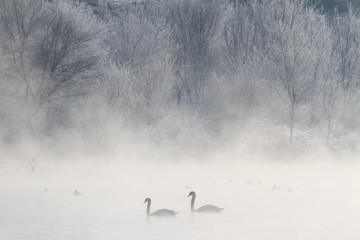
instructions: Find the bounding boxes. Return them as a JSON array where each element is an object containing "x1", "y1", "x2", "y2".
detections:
[
  {"x1": 176, "y1": 87, "x2": 181, "y2": 106},
  {"x1": 289, "y1": 102, "x2": 295, "y2": 144},
  {"x1": 326, "y1": 115, "x2": 332, "y2": 146}
]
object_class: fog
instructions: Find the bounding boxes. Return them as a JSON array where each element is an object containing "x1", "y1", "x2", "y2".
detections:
[
  {"x1": 1, "y1": 0, "x2": 360, "y2": 239},
  {"x1": 1, "y1": 140, "x2": 360, "y2": 240}
]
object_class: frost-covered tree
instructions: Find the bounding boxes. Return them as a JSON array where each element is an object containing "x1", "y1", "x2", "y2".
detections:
[
  {"x1": 0, "y1": 0, "x2": 102, "y2": 134},
  {"x1": 305, "y1": 9, "x2": 331, "y2": 134},
  {"x1": 319, "y1": 6, "x2": 360, "y2": 144},
  {"x1": 320, "y1": 50, "x2": 343, "y2": 145},
  {"x1": 221, "y1": 1, "x2": 271, "y2": 121},
  {"x1": 130, "y1": 52, "x2": 175, "y2": 140},
  {"x1": 102, "y1": 5, "x2": 175, "y2": 140},
  {"x1": 223, "y1": 1, "x2": 268, "y2": 72},
  {"x1": 331, "y1": 7, "x2": 360, "y2": 121},
  {"x1": 167, "y1": 0, "x2": 226, "y2": 106},
  {"x1": 0, "y1": 0, "x2": 46, "y2": 130},
  {"x1": 258, "y1": 0, "x2": 323, "y2": 143}
]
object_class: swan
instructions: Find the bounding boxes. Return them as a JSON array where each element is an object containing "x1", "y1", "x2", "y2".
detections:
[
  {"x1": 187, "y1": 191, "x2": 224, "y2": 213},
  {"x1": 144, "y1": 198, "x2": 179, "y2": 217}
]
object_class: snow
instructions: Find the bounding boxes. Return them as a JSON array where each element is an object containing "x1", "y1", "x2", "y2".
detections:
[{"x1": 1, "y1": 158, "x2": 359, "y2": 240}]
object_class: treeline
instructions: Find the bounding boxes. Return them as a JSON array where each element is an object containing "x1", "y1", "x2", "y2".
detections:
[
  {"x1": 313, "y1": 0, "x2": 360, "y2": 13},
  {"x1": 0, "y1": 0, "x2": 359, "y2": 152}
]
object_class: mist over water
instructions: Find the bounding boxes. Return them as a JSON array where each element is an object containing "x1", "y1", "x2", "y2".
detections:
[
  {"x1": 1, "y1": 141, "x2": 360, "y2": 240},
  {"x1": 1, "y1": 0, "x2": 360, "y2": 239}
]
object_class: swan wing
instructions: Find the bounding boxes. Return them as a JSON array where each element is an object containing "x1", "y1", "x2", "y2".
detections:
[
  {"x1": 151, "y1": 209, "x2": 178, "y2": 217},
  {"x1": 196, "y1": 205, "x2": 224, "y2": 213}
]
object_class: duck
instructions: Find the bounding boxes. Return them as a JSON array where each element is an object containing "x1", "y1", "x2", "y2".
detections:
[
  {"x1": 272, "y1": 185, "x2": 281, "y2": 190},
  {"x1": 74, "y1": 190, "x2": 81, "y2": 196},
  {"x1": 187, "y1": 191, "x2": 224, "y2": 213},
  {"x1": 144, "y1": 198, "x2": 179, "y2": 217}
]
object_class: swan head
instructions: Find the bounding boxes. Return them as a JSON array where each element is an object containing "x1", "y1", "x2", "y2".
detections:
[
  {"x1": 187, "y1": 191, "x2": 196, "y2": 197},
  {"x1": 144, "y1": 198, "x2": 151, "y2": 203}
]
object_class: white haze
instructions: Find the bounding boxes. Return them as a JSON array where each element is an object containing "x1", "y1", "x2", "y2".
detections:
[
  {"x1": 1, "y1": 142, "x2": 360, "y2": 240},
  {"x1": 1, "y1": 0, "x2": 360, "y2": 239}
]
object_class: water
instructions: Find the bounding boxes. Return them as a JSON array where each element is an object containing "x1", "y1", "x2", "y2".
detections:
[{"x1": 1, "y1": 160, "x2": 359, "y2": 240}]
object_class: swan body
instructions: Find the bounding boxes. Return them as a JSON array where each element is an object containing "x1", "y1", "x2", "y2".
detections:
[
  {"x1": 144, "y1": 198, "x2": 178, "y2": 217},
  {"x1": 196, "y1": 204, "x2": 224, "y2": 212},
  {"x1": 151, "y1": 209, "x2": 178, "y2": 216},
  {"x1": 188, "y1": 191, "x2": 224, "y2": 213}
]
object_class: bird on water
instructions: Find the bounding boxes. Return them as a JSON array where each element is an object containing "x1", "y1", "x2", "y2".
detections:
[
  {"x1": 187, "y1": 191, "x2": 224, "y2": 213},
  {"x1": 144, "y1": 198, "x2": 179, "y2": 217}
]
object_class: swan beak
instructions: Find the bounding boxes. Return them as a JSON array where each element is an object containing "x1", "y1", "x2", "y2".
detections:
[
  {"x1": 143, "y1": 200, "x2": 146, "y2": 203},
  {"x1": 187, "y1": 193, "x2": 191, "y2": 197}
]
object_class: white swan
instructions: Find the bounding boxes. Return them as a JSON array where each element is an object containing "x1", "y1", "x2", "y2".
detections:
[
  {"x1": 187, "y1": 191, "x2": 224, "y2": 213},
  {"x1": 144, "y1": 198, "x2": 179, "y2": 217}
]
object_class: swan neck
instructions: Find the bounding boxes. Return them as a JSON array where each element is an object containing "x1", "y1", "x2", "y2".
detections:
[
  {"x1": 146, "y1": 200, "x2": 151, "y2": 216},
  {"x1": 191, "y1": 194, "x2": 196, "y2": 211}
]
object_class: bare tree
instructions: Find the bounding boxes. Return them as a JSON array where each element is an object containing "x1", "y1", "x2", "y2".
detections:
[
  {"x1": 306, "y1": 10, "x2": 330, "y2": 136},
  {"x1": 319, "y1": 6, "x2": 360, "y2": 144},
  {"x1": 0, "y1": 0, "x2": 46, "y2": 129},
  {"x1": 101, "y1": 6, "x2": 175, "y2": 142},
  {"x1": 222, "y1": 1, "x2": 268, "y2": 72},
  {"x1": 220, "y1": 1, "x2": 272, "y2": 121},
  {"x1": 0, "y1": 0, "x2": 102, "y2": 133},
  {"x1": 99, "y1": 50, "x2": 175, "y2": 144},
  {"x1": 331, "y1": 6, "x2": 360, "y2": 122},
  {"x1": 167, "y1": 0, "x2": 226, "y2": 106},
  {"x1": 320, "y1": 51, "x2": 343, "y2": 145},
  {"x1": 104, "y1": 2, "x2": 168, "y2": 67},
  {"x1": 131, "y1": 53, "x2": 175, "y2": 141},
  {"x1": 259, "y1": 0, "x2": 323, "y2": 143},
  {"x1": 34, "y1": 2, "x2": 102, "y2": 109}
]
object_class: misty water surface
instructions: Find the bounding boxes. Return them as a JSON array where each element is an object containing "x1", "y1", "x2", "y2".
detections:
[{"x1": 1, "y1": 156, "x2": 359, "y2": 240}]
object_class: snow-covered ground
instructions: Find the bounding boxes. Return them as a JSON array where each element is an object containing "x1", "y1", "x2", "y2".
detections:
[{"x1": 1, "y1": 155, "x2": 359, "y2": 240}]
